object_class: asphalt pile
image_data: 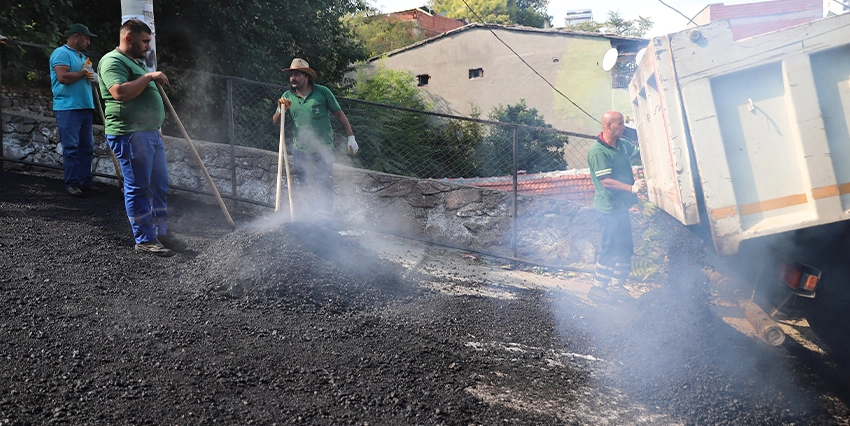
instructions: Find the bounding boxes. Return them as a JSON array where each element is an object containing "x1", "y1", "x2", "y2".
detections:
[
  {"x1": 189, "y1": 224, "x2": 418, "y2": 310},
  {"x1": 1, "y1": 171, "x2": 847, "y2": 425}
]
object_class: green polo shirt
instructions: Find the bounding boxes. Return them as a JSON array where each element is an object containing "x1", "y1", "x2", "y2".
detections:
[
  {"x1": 98, "y1": 49, "x2": 165, "y2": 135},
  {"x1": 279, "y1": 84, "x2": 341, "y2": 153},
  {"x1": 588, "y1": 136, "x2": 640, "y2": 213}
]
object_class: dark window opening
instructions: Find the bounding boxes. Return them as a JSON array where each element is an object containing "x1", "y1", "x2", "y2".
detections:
[
  {"x1": 469, "y1": 68, "x2": 484, "y2": 79},
  {"x1": 416, "y1": 74, "x2": 430, "y2": 87}
]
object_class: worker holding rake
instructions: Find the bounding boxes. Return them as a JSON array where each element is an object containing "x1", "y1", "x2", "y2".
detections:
[
  {"x1": 98, "y1": 19, "x2": 187, "y2": 257},
  {"x1": 272, "y1": 58, "x2": 357, "y2": 222}
]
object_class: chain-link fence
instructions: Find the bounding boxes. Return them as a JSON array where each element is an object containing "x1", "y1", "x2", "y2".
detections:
[
  {"x1": 1, "y1": 39, "x2": 598, "y2": 179},
  {"x1": 156, "y1": 66, "x2": 599, "y2": 181}
]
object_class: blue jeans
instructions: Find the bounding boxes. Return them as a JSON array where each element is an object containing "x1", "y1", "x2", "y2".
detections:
[
  {"x1": 107, "y1": 131, "x2": 169, "y2": 244},
  {"x1": 55, "y1": 109, "x2": 95, "y2": 188},
  {"x1": 292, "y1": 147, "x2": 334, "y2": 218},
  {"x1": 595, "y1": 210, "x2": 634, "y2": 286}
]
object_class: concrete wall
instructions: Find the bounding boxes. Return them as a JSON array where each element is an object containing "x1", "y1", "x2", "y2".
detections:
[{"x1": 358, "y1": 26, "x2": 646, "y2": 135}]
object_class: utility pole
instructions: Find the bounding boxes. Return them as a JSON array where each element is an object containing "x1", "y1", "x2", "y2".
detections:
[{"x1": 120, "y1": 0, "x2": 157, "y2": 72}]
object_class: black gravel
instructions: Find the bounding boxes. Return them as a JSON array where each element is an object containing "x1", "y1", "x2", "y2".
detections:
[{"x1": 1, "y1": 171, "x2": 848, "y2": 425}]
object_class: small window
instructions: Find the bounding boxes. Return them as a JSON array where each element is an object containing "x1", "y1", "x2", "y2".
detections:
[
  {"x1": 468, "y1": 68, "x2": 484, "y2": 79},
  {"x1": 416, "y1": 74, "x2": 430, "y2": 87}
]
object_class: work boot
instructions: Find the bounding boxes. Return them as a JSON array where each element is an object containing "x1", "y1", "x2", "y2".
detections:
[
  {"x1": 134, "y1": 239, "x2": 175, "y2": 257},
  {"x1": 587, "y1": 286, "x2": 617, "y2": 305},
  {"x1": 158, "y1": 233, "x2": 188, "y2": 252},
  {"x1": 66, "y1": 185, "x2": 84, "y2": 197},
  {"x1": 607, "y1": 284, "x2": 633, "y2": 301}
]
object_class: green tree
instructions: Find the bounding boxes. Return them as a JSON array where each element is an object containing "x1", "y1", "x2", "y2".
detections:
[
  {"x1": 566, "y1": 10, "x2": 653, "y2": 37},
  {"x1": 509, "y1": 0, "x2": 551, "y2": 28},
  {"x1": 424, "y1": 104, "x2": 485, "y2": 178},
  {"x1": 346, "y1": 65, "x2": 484, "y2": 178},
  {"x1": 345, "y1": 9, "x2": 427, "y2": 57},
  {"x1": 480, "y1": 99, "x2": 567, "y2": 176},
  {"x1": 432, "y1": 0, "x2": 552, "y2": 27},
  {"x1": 345, "y1": 64, "x2": 433, "y2": 175}
]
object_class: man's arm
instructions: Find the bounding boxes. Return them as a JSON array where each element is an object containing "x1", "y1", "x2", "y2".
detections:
[
  {"x1": 333, "y1": 109, "x2": 353, "y2": 137},
  {"x1": 107, "y1": 71, "x2": 168, "y2": 102},
  {"x1": 599, "y1": 176, "x2": 633, "y2": 193},
  {"x1": 54, "y1": 66, "x2": 88, "y2": 85}
]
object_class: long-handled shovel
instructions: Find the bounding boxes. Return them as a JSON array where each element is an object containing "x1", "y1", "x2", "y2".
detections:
[
  {"x1": 275, "y1": 102, "x2": 295, "y2": 221},
  {"x1": 156, "y1": 83, "x2": 235, "y2": 230},
  {"x1": 91, "y1": 84, "x2": 124, "y2": 188}
]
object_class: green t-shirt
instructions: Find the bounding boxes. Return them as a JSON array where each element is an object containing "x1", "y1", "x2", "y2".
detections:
[
  {"x1": 279, "y1": 84, "x2": 341, "y2": 153},
  {"x1": 98, "y1": 49, "x2": 165, "y2": 135},
  {"x1": 587, "y1": 137, "x2": 640, "y2": 213}
]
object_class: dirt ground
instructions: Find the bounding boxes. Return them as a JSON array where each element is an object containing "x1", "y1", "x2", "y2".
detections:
[{"x1": 1, "y1": 170, "x2": 849, "y2": 425}]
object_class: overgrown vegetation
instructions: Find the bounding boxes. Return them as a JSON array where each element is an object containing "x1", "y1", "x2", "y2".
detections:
[
  {"x1": 566, "y1": 11, "x2": 653, "y2": 37},
  {"x1": 345, "y1": 8, "x2": 427, "y2": 58},
  {"x1": 431, "y1": 0, "x2": 551, "y2": 27}
]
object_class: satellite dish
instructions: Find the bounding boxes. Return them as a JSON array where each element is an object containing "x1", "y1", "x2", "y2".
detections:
[
  {"x1": 635, "y1": 48, "x2": 647, "y2": 66},
  {"x1": 601, "y1": 47, "x2": 618, "y2": 72}
]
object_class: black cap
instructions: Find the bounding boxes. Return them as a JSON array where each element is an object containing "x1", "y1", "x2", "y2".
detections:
[{"x1": 65, "y1": 23, "x2": 97, "y2": 38}]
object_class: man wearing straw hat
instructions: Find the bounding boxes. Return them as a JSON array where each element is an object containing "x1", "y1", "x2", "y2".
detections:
[
  {"x1": 272, "y1": 58, "x2": 358, "y2": 221},
  {"x1": 98, "y1": 18, "x2": 186, "y2": 256},
  {"x1": 50, "y1": 23, "x2": 104, "y2": 197}
]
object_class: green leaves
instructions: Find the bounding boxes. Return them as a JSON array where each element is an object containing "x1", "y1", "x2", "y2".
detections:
[
  {"x1": 431, "y1": 0, "x2": 551, "y2": 28},
  {"x1": 565, "y1": 11, "x2": 654, "y2": 37}
]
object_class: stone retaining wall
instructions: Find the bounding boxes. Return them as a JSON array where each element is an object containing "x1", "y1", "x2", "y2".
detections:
[{"x1": 2, "y1": 106, "x2": 605, "y2": 268}]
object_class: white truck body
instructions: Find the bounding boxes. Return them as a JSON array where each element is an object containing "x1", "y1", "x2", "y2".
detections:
[{"x1": 629, "y1": 14, "x2": 850, "y2": 256}]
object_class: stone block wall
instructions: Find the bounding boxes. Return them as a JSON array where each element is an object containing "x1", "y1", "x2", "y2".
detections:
[{"x1": 2, "y1": 102, "x2": 604, "y2": 269}]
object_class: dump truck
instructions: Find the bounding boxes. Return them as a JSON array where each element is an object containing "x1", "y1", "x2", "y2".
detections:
[{"x1": 629, "y1": 13, "x2": 850, "y2": 355}]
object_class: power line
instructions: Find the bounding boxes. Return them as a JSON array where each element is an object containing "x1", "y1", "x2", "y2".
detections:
[
  {"x1": 657, "y1": 0, "x2": 699, "y2": 27},
  {"x1": 459, "y1": 0, "x2": 601, "y2": 124}
]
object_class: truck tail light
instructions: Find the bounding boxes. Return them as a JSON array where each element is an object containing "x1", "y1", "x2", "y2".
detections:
[{"x1": 777, "y1": 261, "x2": 820, "y2": 297}]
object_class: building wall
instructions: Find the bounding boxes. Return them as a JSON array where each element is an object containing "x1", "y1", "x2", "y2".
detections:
[
  {"x1": 361, "y1": 27, "x2": 626, "y2": 136},
  {"x1": 692, "y1": 0, "x2": 823, "y2": 40}
]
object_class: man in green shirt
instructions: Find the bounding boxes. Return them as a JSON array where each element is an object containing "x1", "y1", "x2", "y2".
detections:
[
  {"x1": 272, "y1": 58, "x2": 357, "y2": 221},
  {"x1": 99, "y1": 19, "x2": 186, "y2": 256},
  {"x1": 586, "y1": 111, "x2": 645, "y2": 304}
]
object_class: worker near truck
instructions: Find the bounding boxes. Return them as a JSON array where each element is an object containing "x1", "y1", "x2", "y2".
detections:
[
  {"x1": 98, "y1": 18, "x2": 186, "y2": 256},
  {"x1": 50, "y1": 23, "x2": 104, "y2": 197},
  {"x1": 272, "y1": 58, "x2": 358, "y2": 222},
  {"x1": 587, "y1": 110, "x2": 645, "y2": 304}
]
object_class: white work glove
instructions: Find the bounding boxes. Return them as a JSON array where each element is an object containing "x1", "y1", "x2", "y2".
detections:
[
  {"x1": 631, "y1": 178, "x2": 646, "y2": 194},
  {"x1": 82, "y1": 58, "x2": 96, "y2": 83},
  {"x1": 347, "y1": 135, "x2": 359, "y2": 155}
]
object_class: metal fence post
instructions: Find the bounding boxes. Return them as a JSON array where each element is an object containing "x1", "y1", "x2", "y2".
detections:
[
  {"x1": 227, "y1": 77, "x2": 237, "y2": 212},
  {"x1": 512, "y1": 126, "x2": 518, "y2": 260},
  {"x1": 0, "y1": 42, "x2": 5, "y2": 175}
]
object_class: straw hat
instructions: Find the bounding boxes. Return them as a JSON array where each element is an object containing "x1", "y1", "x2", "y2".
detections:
[{"x1": 282, "y1": 58, "x2": 317, "y2": 80}]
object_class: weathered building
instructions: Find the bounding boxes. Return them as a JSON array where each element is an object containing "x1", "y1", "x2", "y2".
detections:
[{"x1": 355, "y1": 23, "x2": 647, "y2": 135}]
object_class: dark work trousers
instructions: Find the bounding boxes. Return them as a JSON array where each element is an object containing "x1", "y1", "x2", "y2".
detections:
[
  {"x1": 595, "y1": 209, "x2": 634, "y2": 287},
  {"x1": 292, "y1": 147, "x2": 334, "y2": 220},
  {"x1": 107, "y1": 131, "x2": 170, "y2": 244},
  {"x1": 55, "y1": 109, "x2": 95, "y2": 188}
]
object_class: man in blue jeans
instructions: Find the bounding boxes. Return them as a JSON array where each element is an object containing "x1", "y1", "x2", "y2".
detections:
[
  {"x1": 271, "y1": 58, "x2": 358, "y2": 221},
  {"x1": 98, "y1": 19, "x2": 186, "y2": 256},
  {"x1": 50, "y1": 23, "x2": 104, "y2": 197}
]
